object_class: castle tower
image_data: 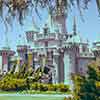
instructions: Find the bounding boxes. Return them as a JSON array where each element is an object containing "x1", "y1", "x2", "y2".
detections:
[
  {"x1": 0, "y1": 47, "x2": 15, "y2": 74},
  {"x1": 27, "y1": 49, "x2": 34, "y2": 67},
  {"x1": 17, "y1": 45, "x2": 29, "y2": 64},
  {"x1": 92, "y1": 34, "x2": 100, "y2": 60},
  {"x1": 17, "y1": 34, "x2": 30, "y2": 65},
  {"x1": 63, "y1": 17, "x2": 80, "y2": 84},
  {"x1": 0, "y1": 30, "x2": 15, "y2": 74},
  {"x1": 93, "y1": 42, "x2": 100, "y2": 59},
  {"x1": 58, "y1": 48, "x2": 64, "y2": 83},
  {"x1": 52, "y1": 0, "x2": 67, "y2": 33},
  {"x1": 73, "y1": 16, "x2": 77, "y2": 35}
]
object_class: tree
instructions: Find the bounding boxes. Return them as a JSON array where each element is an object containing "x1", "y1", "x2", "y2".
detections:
[
  {"x1": 0, "y1": 0, "x2": 100, "y2": 26},
  {"x1": 72, "y1": 60, "x2": 100, "y2": 100}
]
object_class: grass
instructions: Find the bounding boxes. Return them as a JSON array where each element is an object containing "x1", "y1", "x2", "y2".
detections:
[
  {"x1": 0, "y1": 91, "x2": 16, "y2": 94},
  {"x1": 0, "y1": 90, "x2": 71, "y2": 95},
  {"x1": 19, "y1": 90, "x2": 70, "y2": 95},
  {"x1": 0, "y1": 91, "x2": 68, "y2": 100},
  {"x1": 0, "y1": 96, "x2": 64, "y2": 100},
  {"x1": 0, "y1": 90, "x2": 70, "y2": 100}
]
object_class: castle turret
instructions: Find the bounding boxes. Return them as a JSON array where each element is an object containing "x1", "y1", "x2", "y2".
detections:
[
  {"x1": 93, "y1": 42, "x2": 100, "y2": 59},
  {"x1": 17, "y1": 45, "x2": 29, "y2": 64},
  {"x1": 52, "y1": 0, "x2": 67, "y2": 33},
  {"x1": 92, "y1": 34, "x2": 100, "y2": 59},
  {"x1": 17, "y1": 34, "x2": 30, "y2": 65},
  {"x1": 73, "y1": 16, "x2": 77, "y2": 35},
  {"x1": 0, "y1": 47, "x2": 15, "y2": 74},
  {"x1": 0, "y1": 30, "x2": 15, "y2": 74}
]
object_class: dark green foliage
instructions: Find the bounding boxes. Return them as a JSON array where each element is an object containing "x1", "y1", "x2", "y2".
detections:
[
  {"x1": 87, "y1": 66, "x2": 98, "y2": 80},
  {"x1": 72, "y1": 64, "x2": 100, "y2": 100},
  {"x1": 0, "y1": 0, "x2": 100, "y2": 26},
  {"x1": 30, "y1": 83, "x2": 70, "y2": 92},
  {"x1": 0, "y1": 77, "x2": 27, "y2": 91},
  {"x1": 0, "y1": 63, "x2": 70, "y2": 93}
]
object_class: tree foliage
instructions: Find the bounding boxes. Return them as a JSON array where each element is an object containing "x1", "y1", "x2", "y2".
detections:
[
  {"x1": 0, "y1": 63, "x2": 70, "y2": 92},
  {"x1": 72, "y1": 60, "x2": 100, "y2": 100},
  {"x1": 30, "y1": 82, "x2": 70, "y2": 92},
  {"x1": 0, "y1": 0, "x2": 100, "y2": 25},
  {"x1": 0, "y1": 76, "x2": 27, "y2": 91}
]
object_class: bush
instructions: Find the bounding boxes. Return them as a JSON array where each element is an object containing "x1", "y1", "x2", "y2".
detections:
[
  {"x1": 58, "y1": 83, "x2": 70, "y2": 92},
  {"x1": 0, "y1": 77, "x2": 27, "y2": 91},
  {"x1": 64, "y1": 97, "x2": 74, "y2": 100},
  {"x1": 47, "y1": 84, "x2": 55, "y2": 91},
  {"x1": 39, "y1": 84, "x2": 48, "y2": 91},
  {"x1": 30, "y1": 83, "x2": 38, "y2": 90},
  {"x1": 30, "y1": 83, "x2": 48, "y2": 91},
  {"x1": 30, "y1": 83, "x2": 70, "y2": 93}
]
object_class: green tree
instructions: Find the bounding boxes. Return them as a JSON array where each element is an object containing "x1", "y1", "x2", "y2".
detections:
[
  {"x1": 0, "y1": 0, "x2": 100, "y2": 25},
  {"x1": 72, "y1": 61, "x2": 100, "y2": 100}
]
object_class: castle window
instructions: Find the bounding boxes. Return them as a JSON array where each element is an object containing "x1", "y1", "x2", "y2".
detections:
[
  {"x1": 70, "y1": 35, "x2": 72, "y2": 38},
  {"x1": 82, "y1": 45, "x2": 87, "y2": 52}
]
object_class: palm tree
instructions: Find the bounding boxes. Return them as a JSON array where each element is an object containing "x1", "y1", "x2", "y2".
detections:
[{"x1": 0, "y1": 0, "x2": 100, "y2": 25}]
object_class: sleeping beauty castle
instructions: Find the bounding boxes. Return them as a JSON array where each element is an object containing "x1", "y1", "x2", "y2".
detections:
[{"x1": 0, "y1": 0, "x2": 99, "y2": 85}]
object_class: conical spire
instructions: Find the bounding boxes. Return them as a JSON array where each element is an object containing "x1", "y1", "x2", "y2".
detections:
[
  {"x1": 73, "y1": 16, "x2": 77, "y2": 35},
  {"x1": 17, "y1": 33, "x2": 28, "y2": 46},
  {"x1": 17, "y1": 34, "x2": 22, "y2": 46},
  {"x1": 51, "y1": 0, "x2": 67, "y2": 33},
  {"x1": 3, "y1": 31, "x2": 10, "y2": 50}
]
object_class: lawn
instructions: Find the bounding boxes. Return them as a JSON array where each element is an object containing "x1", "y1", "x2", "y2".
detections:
[
  {"x1": 0, "y1": 90, "x2": 70, "y2": 100},
  {"x1": 0, "y1": 96, "x2": 64, "y2": 100}
]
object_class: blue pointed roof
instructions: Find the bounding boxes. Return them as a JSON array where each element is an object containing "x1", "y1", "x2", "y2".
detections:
[
  {"x1": 66, "y1": 33, "x2": 81, "y2": 44},
  {"x1": 26, "y1": 24, "x2": 40, "y2": 33},
  {"x1": 72, "y1": 34, "x2": 81, "y2": 43},
  {"x1": 17, "y1": 33, "x2": 29, "y2": 47},
  {"x1": 93, "y1": 33, "x2": 100, "y2": 47}
]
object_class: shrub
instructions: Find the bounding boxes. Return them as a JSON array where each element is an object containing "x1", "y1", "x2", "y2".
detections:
[
  {"x1": 0, "y1": 77, "x2": 27, "y2": 91},
  {"x1": 47, "y1": 84, "x2": 55, "y2": 91},
  {"x1": 30, "y1": 83, "x2": 48, "y2": 91},
  {"x1": 30, "y1": 83, "x2": 38, "y2": 90},
  {"x1": 39, "y1": 84, "x2": 48, "y2": 91},
  {"x1": 64, "y1": 97, "x2": 74, "y2": 100},
  {"x1": 30, "y1": 83, "x2": 70, "y2": 93},
  {"x1": 58, "y1": 83, "x2": 70, "y2": 92}
]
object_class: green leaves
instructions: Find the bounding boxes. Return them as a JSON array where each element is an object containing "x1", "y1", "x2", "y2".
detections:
[
  {"x1": 87, "y1": 66, "x2": 98, "y2": 80},
  {"x1": 0, "y1": 77, "x2": 27, "y2": 91},
  {"x1": 0, "y1": 0, "x2": 100, "y2": 26},
  {"x1": 72, "y1": 60, "x2": 100, "y2": 100},
  {"x1": 0, "y1": 0, "x2": 3, "y2": 17},
  {"x1": 96, "y1": 0, "x2": 100, "y2": 15}
]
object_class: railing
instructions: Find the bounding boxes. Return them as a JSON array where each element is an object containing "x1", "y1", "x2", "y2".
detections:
[
  {"x1": 36, "y1": 33, "x2": 56, "y2": 40},
  {"x1": 79, "y1": 53, "x2": 94, "y2": 58},
  {"x1": 9, "y1": 56, "x2": 18, "y2": 61},
  {"x1": 26, "y1": 31, "x2": 70, "y2": 42}
]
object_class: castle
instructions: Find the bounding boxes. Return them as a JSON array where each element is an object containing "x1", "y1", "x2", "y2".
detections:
[{"x1": 0, "y1": 0, "x2": 100, "y2": 85}]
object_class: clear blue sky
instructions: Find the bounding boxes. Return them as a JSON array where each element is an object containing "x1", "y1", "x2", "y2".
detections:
[{"x1": 0, "y1": 0, "x2": 100, "y2": 51}]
